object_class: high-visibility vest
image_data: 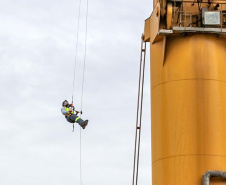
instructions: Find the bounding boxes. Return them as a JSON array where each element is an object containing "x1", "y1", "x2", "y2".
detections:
[{"x1": 64, "y1": 107, "x2": 74, "y2": 116}]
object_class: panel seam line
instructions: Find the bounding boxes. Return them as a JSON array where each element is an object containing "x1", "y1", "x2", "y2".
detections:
[
  {"x1": 152, "y1": 154, "x2": 226, "y2": 164},
  {"x1": 152, "y1": 78, "x2": 226, "y2": 90}
]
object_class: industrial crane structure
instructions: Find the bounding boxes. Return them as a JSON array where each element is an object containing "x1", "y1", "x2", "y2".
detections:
[{"x1": 143, "y1": 0, "x2": 226, "y2": 185}]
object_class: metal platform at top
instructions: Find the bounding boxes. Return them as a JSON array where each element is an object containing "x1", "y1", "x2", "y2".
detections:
[{"x1": 158, "y1": 27, "x2": 226, "y2": 36}]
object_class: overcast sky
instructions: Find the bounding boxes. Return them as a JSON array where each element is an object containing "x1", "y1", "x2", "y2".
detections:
[{"x1": 0, "y1": 0, "x2": 153, "y2": 184}]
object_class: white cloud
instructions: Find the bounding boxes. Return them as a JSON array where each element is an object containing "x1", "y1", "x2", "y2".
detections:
[{"x1": 0, "y1": 0, "x2": 153, "y2": 184}]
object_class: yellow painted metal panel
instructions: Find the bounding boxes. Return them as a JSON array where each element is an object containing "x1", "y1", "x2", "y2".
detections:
[
  {"x1": 150, "y1": 37, "x2": 166, "y2": 88},
  {"x1": 144, "y1": 17, "x2": 150, "y2": 42},
  {"x1": 149, "y1": 1, "x2": 226, "y2": 184},
  {"x1": 151, "y1": 34, "x2": 226, "y2": 185},
  {"x1": 153, "y1": 156, "x2": 226, "y2": 185},
  {"x1": 151, "y1": 35, "x2": 226, "y2": 89},
  {"x1": 150, "y1": 3, "x2": 161, "y2": 44},
  {"x1": 152, "y1": 80, "x2": 226, "y2": 163}
]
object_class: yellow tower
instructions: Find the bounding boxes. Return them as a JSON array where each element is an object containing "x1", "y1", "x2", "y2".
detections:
[{"x1": 144, "y1": 0, "x2": 226, "y2": 185}]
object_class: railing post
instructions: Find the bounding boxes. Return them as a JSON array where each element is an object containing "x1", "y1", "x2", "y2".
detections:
[{"x1": 221, "y1": 3, "x2": 223, "y2": 33}]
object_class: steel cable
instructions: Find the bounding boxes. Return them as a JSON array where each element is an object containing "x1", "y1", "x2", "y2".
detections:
[
  {"x1": 79, "y1": 0, "x2": 89, "y2": 185},
  {"x1": 132, "y1": 36, "x2": 144, "y2": 185},
  {"x1": 132, "y1": 35, "x2": 146, "y2": 185},
  {"x1": 80, "y1": 0, "x2": 89, "y2": 113},
  {"x1": 71, "y1": 0, "x2": 89, "y2": 184},
  {"x1": 72, "y1": 0, "x2": 82, "y2": 103}
]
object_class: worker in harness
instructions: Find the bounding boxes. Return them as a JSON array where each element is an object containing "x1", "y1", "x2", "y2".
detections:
[{"x1": 61, "y1": 100, "x2": 88, "y2": 129}]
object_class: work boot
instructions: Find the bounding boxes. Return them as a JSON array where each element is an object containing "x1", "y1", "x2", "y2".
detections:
[{"x1": 81, "y1": 120, "x2": 88, "y2": 129}]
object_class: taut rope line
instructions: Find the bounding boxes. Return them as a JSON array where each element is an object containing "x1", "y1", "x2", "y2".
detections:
[
  {"x1": 72, "y1": 0, "x2": 82, "y2": 103},
  {"x1": 77, "y1": 0, "x2": 89, "y2": 185}
]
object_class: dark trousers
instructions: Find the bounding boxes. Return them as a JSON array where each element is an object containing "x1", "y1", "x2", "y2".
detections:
[{"x1": 66, "y1": 114, "x2": 84, "y2": 126}]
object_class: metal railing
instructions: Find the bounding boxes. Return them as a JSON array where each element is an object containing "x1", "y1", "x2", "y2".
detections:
[{"x1": 171, "y1": 1, "x2": 226, "y2": 33}]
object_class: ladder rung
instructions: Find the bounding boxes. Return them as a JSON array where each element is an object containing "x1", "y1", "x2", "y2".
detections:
[{"x1": 137, "y1": 127, "x2": 140, "y2": 129}]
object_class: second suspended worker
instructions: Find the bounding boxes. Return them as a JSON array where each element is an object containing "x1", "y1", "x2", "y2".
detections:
[{"x1": 61, "y1": 100, "x2": 88, "y2": 129}]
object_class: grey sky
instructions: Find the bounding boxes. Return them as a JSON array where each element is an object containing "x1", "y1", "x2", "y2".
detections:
[{"x1": 0, "y1": 0, "x2": 153, "y2": 184}]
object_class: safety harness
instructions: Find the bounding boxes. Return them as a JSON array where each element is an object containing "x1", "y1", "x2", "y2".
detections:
[{"x1": 64, "y1": 103, "x2": 82, "y2": 132}]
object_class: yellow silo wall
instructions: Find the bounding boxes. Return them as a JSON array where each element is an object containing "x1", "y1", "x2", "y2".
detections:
[{"x1": 151, "y1": 34, "x2": 226, "y2": 185}]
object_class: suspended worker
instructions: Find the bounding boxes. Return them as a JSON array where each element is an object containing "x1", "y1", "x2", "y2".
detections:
[{"x1": 61, "y1": 100, "x2": 88, "y2": 129}]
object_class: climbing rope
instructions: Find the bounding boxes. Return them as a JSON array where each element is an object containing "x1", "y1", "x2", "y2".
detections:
[
  {"x1": 79, "y1": 0, "x2": 89, "y2": 184},
  {"x1": 70, "y1": 0, "x2": 89, "y2": 184},
  {"x1": 72, "y1": 0, "x2": 82, "y2": 103},
  {"x1": 80, "y1": 127, "x2": 82, "y2": 185},
  {"x1": 80, "y1": 0, "x2": 89, "y2": 113}
]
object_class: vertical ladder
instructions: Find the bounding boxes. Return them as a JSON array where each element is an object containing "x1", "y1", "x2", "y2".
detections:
[{"x1": 132, "y1": 34, "x2": 146, "y2": 185}]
